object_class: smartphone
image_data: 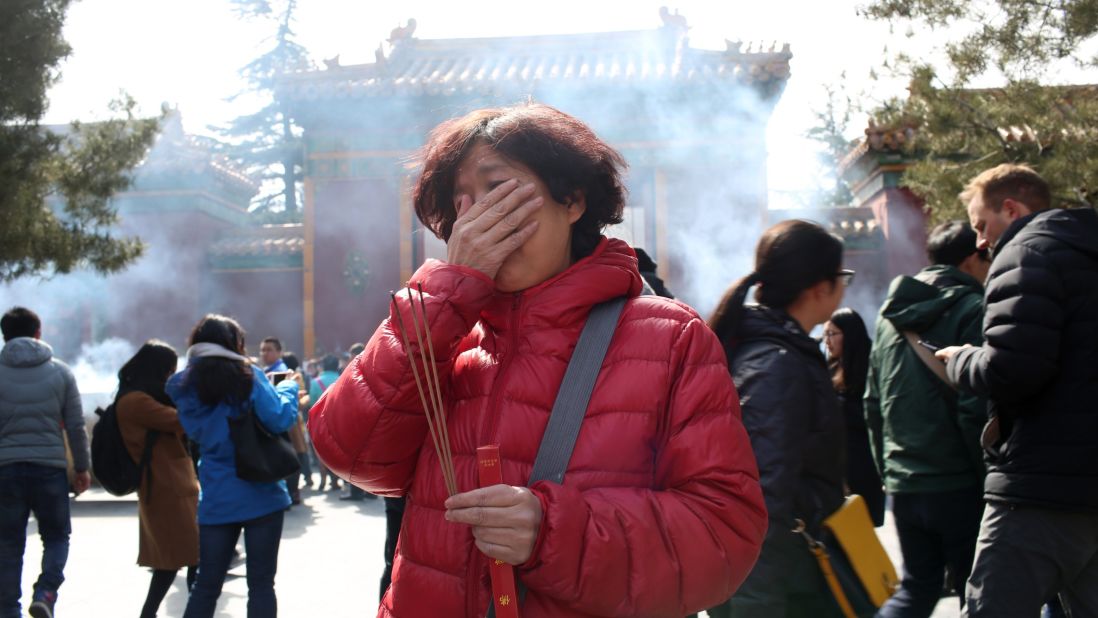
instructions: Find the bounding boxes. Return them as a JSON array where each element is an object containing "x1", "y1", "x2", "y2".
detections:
[
  {"x1": 267, "y1": 370, "x2": 292, "y2": 384},
  {"x1": 917, "y1": 339, "x2": 942, "y2": 353}
]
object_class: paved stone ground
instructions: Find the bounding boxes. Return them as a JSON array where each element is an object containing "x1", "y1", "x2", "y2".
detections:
[
  {"x1": 17, "y1": 488, "x2": 961, "y2": 617},
  {"x1": 17, "y1": 486, "x2": 387, "y2": 617}
]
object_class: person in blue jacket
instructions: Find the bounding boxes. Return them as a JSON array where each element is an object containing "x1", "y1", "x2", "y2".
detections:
[{"x1": 167, "y1": 314, "x2": 298, "y2": 618}]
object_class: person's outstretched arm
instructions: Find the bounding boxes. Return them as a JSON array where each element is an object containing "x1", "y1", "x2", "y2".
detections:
[
  {"x1": 251, "y1": 367, "x2": 299, "y2": 433},
  {"x1": 948, "y1": 243, "x2": 1065, "y2": 412}
]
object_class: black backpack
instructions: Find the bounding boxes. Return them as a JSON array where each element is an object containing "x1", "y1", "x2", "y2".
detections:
[{"x1": 91, "y1": 402, "x2": 159, "y2": 497}]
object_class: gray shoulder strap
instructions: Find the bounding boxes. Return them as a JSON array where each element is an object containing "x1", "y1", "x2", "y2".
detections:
[{"x1": 528, "y1": 296, "x2": 627, "y2": 485}]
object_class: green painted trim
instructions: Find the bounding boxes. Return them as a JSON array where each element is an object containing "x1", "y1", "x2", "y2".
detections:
[
  {"x1": 208, "y1": 253, "x2": 303, "y2": 270},
  {"x1": 115, "y1": 193, "x2": 250, "y2": 226}
]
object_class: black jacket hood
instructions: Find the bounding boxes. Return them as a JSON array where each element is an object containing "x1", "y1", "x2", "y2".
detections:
[
  {"x1": 998, "y1": 207, "x2": 1098, "y2": 261},
  {"x1": 737, "y1": 305, "x2": 825, "y2": 361},
  {"x1": 880, "y1": 265, "x2": 984, "y2": 333}
]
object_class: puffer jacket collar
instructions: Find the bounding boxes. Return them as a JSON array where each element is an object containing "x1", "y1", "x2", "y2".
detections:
[
  {"x1": 736, "y1": 304, "x2": 825, "y2": 362},
  {"x1": 0, "y1": 337, "x2": 53, "y2": 368},
  {"x1": 480, "y1": 237, "x2": 643, "y2": 333},
  {"x1": 1005, "y1": 207, "x2": 1098, "y2": 260},
  {"x1": 993, "y1": 210, "x2": 1041, "y2": 259}
]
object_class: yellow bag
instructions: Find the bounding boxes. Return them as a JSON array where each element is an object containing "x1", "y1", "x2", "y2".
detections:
[{"x1": 822, "y1": 495, "x2": 899, "y2": 608}]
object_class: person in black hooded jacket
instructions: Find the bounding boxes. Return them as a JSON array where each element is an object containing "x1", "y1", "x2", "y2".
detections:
[
  {"x1": 706, "y1": 220, "x2": 852, "y2": 617},
  {"x1": 937, "y1": 164, "x2": 1098, "y2": 617}
]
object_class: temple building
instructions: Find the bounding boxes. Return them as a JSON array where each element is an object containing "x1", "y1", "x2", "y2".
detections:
[
  {"x1": 25, "y1": 12, "x2": 935, "y2": 362},
  {"x1": 278, "y1": 14, "x2": 794, "y2": 353}
]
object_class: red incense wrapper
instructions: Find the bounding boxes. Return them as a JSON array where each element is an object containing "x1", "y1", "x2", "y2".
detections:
[{"x1": 477, "y1": 445, "x2": 521, "y2": 618}]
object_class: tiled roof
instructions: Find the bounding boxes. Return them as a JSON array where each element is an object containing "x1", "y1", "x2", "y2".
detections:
[
  {"x1": 210, "y1": 224, "x2": 304, "y2": 257},
  {"x1": 130, "y1": 112, "x2": 259, "y2": 200},
  {"x1": 837, "y1": 120, "x2": 916, "y2": 172},
  {"x1": 281, "y1": 28, "x2": 791, "y2": 100},
  {"x1": 769, "y1": 207, "x2": 882, "y2": 241}
]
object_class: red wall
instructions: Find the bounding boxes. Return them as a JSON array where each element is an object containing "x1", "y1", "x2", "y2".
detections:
[
  {"x1": 204, "y1": 268, "x2": 305, "y2": 358},
  {"x1": 867, "y1": 188, "x2": 929, "y2": 282},
  {"x1": 313, "y1": 178, "x2": 401, "y2": 355}
]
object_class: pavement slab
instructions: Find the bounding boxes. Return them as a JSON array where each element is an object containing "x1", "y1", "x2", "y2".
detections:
[{"x1": 17, "y1": 489, "x2": 961, "y2": 617}]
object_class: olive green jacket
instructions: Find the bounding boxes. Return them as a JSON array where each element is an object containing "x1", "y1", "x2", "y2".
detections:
[{"x1": 865, "y1": 265, "x2": 986, "y2": 494}]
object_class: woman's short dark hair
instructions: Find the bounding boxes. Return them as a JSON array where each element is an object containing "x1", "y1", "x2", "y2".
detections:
[
  {"x1": 118, "y1": 340, "x2": 178, "y2": 391},
  {"x1": 827, "y1": 307, "x2": 871, "y2": 397},
  {"x1": 413, "y1": 102, "x2": 628, "y2": 260},
  {"x1": 926, "y1": 221, "x2": 978, "y2": 266},
  {"x1": 708, "y1": 220, "x2": 844, "y2": 344},
  {"x1": 281, "y1": 352, "x2": 300, "y2": 371},
  {"x1": 186, "y1": 314, "x2": 253, "y2": 406}
]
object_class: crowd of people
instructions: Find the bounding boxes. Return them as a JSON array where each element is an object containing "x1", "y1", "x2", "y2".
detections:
[{"x1": 0, "y1": 102, "x2": 1095, "y2": 618}]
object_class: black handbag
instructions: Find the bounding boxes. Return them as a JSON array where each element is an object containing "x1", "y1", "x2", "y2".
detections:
[{"x1": 228, "y1": 401, "x2": 300, "y2": 483}]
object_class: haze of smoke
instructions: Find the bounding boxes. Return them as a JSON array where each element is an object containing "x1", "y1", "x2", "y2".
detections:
[
  {"x1": 3, "y1": 27, "x2": 902, "y2": 365},
  {"x1": 69, "y1": 337, "x2": 135, "y2": 416}
]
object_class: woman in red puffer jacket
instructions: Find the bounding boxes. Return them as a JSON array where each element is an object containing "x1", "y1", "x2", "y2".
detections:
[{"x1": 309, "y1": 103, "x2": 767, "y2": 618}]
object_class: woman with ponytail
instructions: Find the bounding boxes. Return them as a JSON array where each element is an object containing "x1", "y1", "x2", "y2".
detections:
[
  {"x1": 707, "y1": 220, "x2": 854, "y2": 617},
  {"x1": 115, "y1": 341, "x2": 198, "y2": 618}
]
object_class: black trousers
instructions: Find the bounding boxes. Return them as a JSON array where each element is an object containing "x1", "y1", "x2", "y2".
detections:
[
  {"x1": 380, "y1": 496, "x2": 406, "y2": 602},
  {"x1": 877, "y1": 486, "x2": 984, "y2": 618}
]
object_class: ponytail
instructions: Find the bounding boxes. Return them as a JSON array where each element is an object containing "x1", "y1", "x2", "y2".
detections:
[
  {"x1": 708, "y1": 273, "x2": 760, "y2": 344},
  {"x1": 708, "y1": 219, "x2": 843, "y2": 347}
]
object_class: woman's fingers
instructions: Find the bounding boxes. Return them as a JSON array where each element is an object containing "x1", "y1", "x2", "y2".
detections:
[
  {"x1": 445, "y1": 484, "x2": 518, "y2": 508},
  {"x1": 446, "y1": 485, "x2": 542, "y2": 564},
  {"x1": 453, "y1": 179, "x2": 519, "y2": 228},
  {"x1": 446, "y1": 502, "x2": 536, "y2": 528},
  {"x1": 446, "y1": 181, "x2": 542, "y2": 280},
  {"x1": 474, "y1": 539, "x2": 522, "y2": 565},
  {"x1": 471, "y1": 525, "x2": 537, "y2": 550},
  {"x1": 466, "y1": 182, "x2": 537, "y2": 234},
  {"x1": 480, "y1": 196, "x2": 543, "y2": 245},
  {"x1": 455, "y1": 193, "x2": 473, "y2": 218}
]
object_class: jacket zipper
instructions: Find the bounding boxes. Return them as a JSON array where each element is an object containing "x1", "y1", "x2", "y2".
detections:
[
  {"x1": 479, "y1": 292, "x2": 522, "y2": 448},
  {"x1": 467, "y1": 292, "x2": 523, "y2": 617}
]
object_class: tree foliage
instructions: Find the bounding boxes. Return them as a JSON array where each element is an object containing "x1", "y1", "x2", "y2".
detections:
[
  {"x1": 0, "y1": 0, "x2": 160, "y2": 280},
  {"x1": 805, "y1": 83, "x2": 857, "y2": 208},
  {"x1": 861, "y1": 0, "x2": 1098, "y2": 222},
  {"x1": 217, "y1": 0, "x2": 311, "y2": 221}
]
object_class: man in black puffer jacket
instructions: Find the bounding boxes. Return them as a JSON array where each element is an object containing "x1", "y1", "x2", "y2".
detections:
[{"x1": 937, "y1": 164, "x2": 1098, "y2": 617}]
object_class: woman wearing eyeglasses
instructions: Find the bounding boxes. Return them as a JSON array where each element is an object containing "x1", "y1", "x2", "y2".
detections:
[
  {"x1": 824, "y1": 308, "x2": 886, "y2": 527},
  {"x1": 706, "y1": 220, "x2": 853, "y2": 617}
]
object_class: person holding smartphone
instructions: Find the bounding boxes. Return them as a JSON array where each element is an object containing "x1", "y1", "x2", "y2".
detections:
[{"x1": 259, "y1": 338, "x2": 288, "y2": 374}]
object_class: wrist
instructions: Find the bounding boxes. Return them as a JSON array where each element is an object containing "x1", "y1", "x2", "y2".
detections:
[{"x1": 518, "y1": 487, "x2": 550, "y2": 571}]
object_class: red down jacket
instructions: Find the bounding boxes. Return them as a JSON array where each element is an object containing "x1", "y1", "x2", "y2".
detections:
[{"x1": 310, "y1": 238, "x2": 766, "y2": 617}]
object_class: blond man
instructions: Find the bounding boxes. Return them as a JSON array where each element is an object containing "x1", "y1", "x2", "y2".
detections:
[{"x1": 938, "y1": 164, "x2": 1098, "y2": 617}]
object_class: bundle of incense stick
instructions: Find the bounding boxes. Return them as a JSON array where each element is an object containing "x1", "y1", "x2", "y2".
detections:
[{"x1": 390, "y1": 284, "x2": 458, "y2": 496}]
